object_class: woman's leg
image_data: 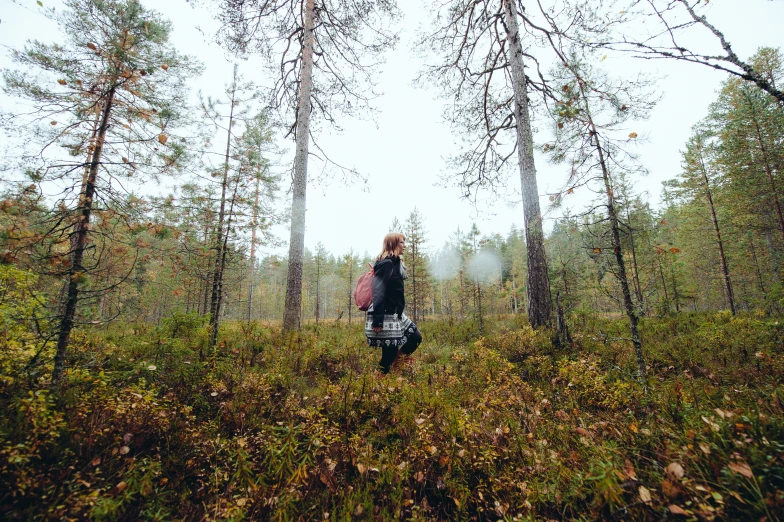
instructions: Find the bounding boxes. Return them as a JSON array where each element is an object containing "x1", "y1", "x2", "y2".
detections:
[{"x1": 378, "y1": 345, "x2": 399, "y2": 373}]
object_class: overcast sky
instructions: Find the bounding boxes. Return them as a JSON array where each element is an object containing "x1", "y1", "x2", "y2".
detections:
[{"x1": 2, "y1": 0, "x2": 783, "y2": 260}]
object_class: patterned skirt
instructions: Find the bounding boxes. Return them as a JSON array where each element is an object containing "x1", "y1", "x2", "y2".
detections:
[{"x1": 365, "y1": 307, "x2": 417, "y2": 348}]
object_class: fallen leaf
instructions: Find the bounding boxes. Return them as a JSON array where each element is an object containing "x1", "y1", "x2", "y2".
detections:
[
  {"x1": 115, "y1": 481, "x2": 127, "y2": 493},
  {"x1": 158, "y1": 134, "x2": 168, "y2": 145},
  {"x1": 624, "y1": 460, "x2": 638, "y2": 480},
  {"x1": 699, "y1": 442, "x2": 711, "y2": 455},
  {"x1": 57, "y1": 79, "x2": 67, "y2": 85},
  {"x1": 354, "y1": 504, "x2": 363, "y2": 516},
  {"x1": 356, "y1": 463, "x2": 367, "y2": 474},
  {"x1": 666, "y1": 462, "x2": 684, "y2": 479},
  {"x1": 629, "y1": 132, "x2": 638, "y2": 139},
  {"x1": 669, "y1": 504, "x2": 688, "y2": 515},
  {"x1": 414, "y1": 471, "x2": 425, "y2": 482},
  {"x1": 702, "y1": 416, "x2": 720, "y2": 432},
  {"x1": 638, "y1": 485, "x2": 651, "y2": 503},
  {"x1": 119, "y1": 446, "x2": 130, "y2": 455},
  {"x1": 727, "y1": 461, "x2": 753, "y2": 479},
  {"x1": 661, "y1": 478, "x2": 679, "y2": 499},
  {"x1": 91, "y1": 457, "x2": 101, "y2": 466},
  {"x1": 574, "y1": 427, "x2": 589, "y2": 436},
  {"x1": 161, "y1": 64, "x2": 169, "y2": 71},
  {"x1": 415, "y1": 417, "x2": 426, "y2": 426}
]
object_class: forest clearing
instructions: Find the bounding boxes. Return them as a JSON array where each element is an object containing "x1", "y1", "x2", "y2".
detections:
[{"x1": 1, "y1": 0, "x2": 784, "y2": 520}]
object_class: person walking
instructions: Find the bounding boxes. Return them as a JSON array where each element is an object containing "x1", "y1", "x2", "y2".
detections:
[{"x1": 365, "y1": 232, "x2": 422, "y2": 373}]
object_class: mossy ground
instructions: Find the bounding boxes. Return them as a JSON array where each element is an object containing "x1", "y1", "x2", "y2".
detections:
[{"x1": 1, "y1": 312, "x2": 783, "y2": 520}]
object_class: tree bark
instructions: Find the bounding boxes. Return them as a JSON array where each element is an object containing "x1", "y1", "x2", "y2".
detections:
[
  {"x1": 248, "y1": 169, "x2": 261, "y2": 323},
  {"x1": 282, "y1": 0, "x2": 316, "y2": 333},
  {"x1": 697, "y1": 152, "x2": 736, "y2": 315},
  {"x1": 578, "y1": 81, "x2": 647, "y2": 381},
  {"x1": 502, "y1": 0, "x2": 552, "y2": 329},
  {"x1": 315, "y1": 259, "x2": 320, "y2": 325},
  {"x1": 208, "y1": 72, "x2": 238, "y2": 349},
  {"x1": 624, "y1": 205, "x2": 644, "y2": 311},
  {"x1": 52, "y1": 85, "x2": 116, "y2": 386}
]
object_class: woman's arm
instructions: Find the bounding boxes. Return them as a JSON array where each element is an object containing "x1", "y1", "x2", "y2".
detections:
[{"x1": 371, "y1": 260, "x2": 392, "y2": 328}]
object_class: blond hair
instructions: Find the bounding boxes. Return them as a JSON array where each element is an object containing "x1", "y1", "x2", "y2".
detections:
[{"x1": 376, "y1": 232, "x2": 405, "y2": 261}]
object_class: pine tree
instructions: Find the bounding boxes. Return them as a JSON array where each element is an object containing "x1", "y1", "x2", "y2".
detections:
[
  {"x1": 404, "y1": 208, "x2": 431, "y2": 323},
  {"x1": 1, "y1": 0, "x2": 200, "y2": 384}
]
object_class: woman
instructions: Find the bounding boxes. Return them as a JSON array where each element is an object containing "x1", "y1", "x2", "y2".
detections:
[{"x1": 365, "y1": 232, "x2": 422, "y2": 373}]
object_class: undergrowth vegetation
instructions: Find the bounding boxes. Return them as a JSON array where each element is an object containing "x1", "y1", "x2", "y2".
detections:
[{"x1": 1, "y1": 307, "x2": 783, "y2": 520}]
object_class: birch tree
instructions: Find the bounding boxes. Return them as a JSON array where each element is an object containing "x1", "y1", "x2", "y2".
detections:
[{"x1": 216, "y1": 0, "x2": 400, "y2": 332}]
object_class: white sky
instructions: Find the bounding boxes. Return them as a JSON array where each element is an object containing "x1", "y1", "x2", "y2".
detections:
[{"x1": 1, "y1": 0, "x2": 783, "y2": 260}]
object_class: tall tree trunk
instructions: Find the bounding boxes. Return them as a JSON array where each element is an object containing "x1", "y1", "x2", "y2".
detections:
[
  {"x1": 211, "y1": 175, "x2": 242, "y2": 347},
  {"x1": 578, "y1": 83, "x2": 646, "y2": 381},
  {"x1": 209, "y1": 72, "x2": 238, "y2": 349},
  {"x1": 52, "y1": 85, "x2": 116, "y2": 386},
  {"x1": 624, "y1": 205, "x2": 644, "y2": 311},
  {"x1": 282, "y1": 0, "x2": 316, "y2": 333},
  {"x1": 248, "y1": 171, "x2": 261, "y2": 323},
  {"x1": 601, "y1": 164, "x2": 647, "y2": 381},
  {"x1": 200, "y1": 219, "x2": 211, "y2": 316},
  {"x1": 315, "y1": 260, "x2": 320, "y2": 325},
  {"x1": 502, "y1": 0, "x2": 552, "y2": 328},
  {"x1": 698, "y1": 154, "x2": 736, "y2": 314}
]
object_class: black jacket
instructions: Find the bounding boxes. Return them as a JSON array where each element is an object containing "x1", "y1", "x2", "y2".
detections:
[{"x1": 371, "y1": 256, "x2": 405, "y2": 327}]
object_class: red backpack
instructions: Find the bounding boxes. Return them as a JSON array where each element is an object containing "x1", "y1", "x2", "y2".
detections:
[{"x1": 354, "y1": 263, "x2": 375, "y2": 311}]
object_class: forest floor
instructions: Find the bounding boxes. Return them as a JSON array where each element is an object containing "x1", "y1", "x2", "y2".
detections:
[{"x1": 1, "y1": 312, "x2": 783, "y2": 521}]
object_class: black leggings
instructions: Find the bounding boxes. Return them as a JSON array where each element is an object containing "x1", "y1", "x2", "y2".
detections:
[{"x1": 379, "y1": 326, "x2": 422, "y2": 373}]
